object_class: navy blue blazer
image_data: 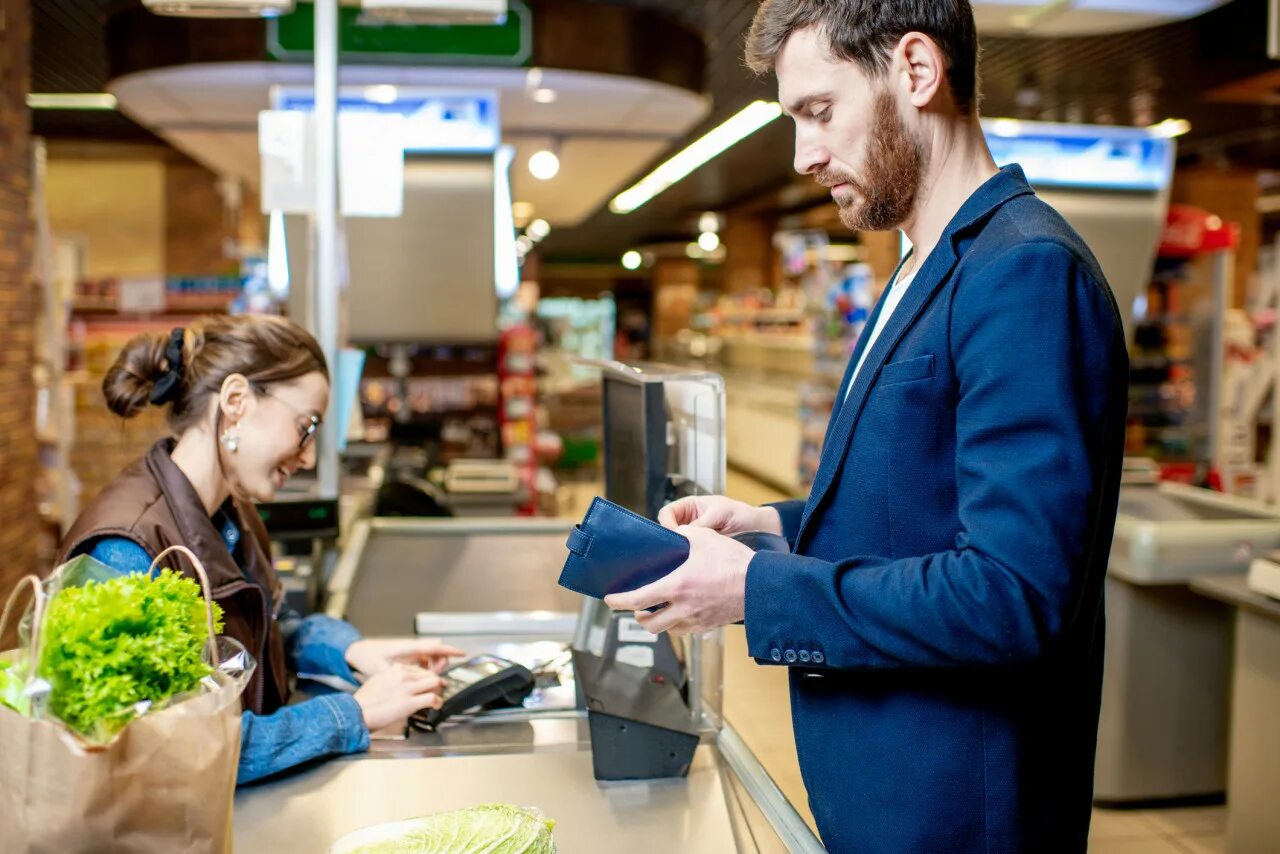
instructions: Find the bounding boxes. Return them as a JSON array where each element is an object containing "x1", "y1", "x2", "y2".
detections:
[{"x1": 744, "y1": 165, "x2": 1128, "y2": 853}]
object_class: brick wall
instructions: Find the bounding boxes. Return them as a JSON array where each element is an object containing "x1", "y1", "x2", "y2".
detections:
[
  {"x1": 45, "y1": 141, "x2": 168, "y2": 277},
  {"x1": 0, "y1": 0, "x2": 37, "y2": 630},
  {"x1": 165, "y1": 159, "x2": 234, "y2": 277}
]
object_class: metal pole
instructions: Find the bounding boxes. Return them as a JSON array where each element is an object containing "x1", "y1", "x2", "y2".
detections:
[
  {"x1": 1269, "y1": 0, "x2": 1279, "y2": 61},
  {"x1": 1208, "y1": 250, "x2": 1233, "y2": 472},
  {"x1": 313, "y1": 0, "x2": 340, "y2": 499}
]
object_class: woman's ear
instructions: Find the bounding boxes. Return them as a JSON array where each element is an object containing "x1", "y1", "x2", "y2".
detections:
[{"x1": 219, "y1": 374, "x2": 252, "y2": 423}]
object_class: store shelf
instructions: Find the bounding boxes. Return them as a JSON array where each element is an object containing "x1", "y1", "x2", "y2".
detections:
[{"x1": 719, "y1": 332, "x2": 814, "y2": 352}]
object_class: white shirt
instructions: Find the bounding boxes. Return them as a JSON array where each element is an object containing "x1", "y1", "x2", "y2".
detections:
[{"x1": 844, "y1": 264, "x2": 918, "y2": 401}]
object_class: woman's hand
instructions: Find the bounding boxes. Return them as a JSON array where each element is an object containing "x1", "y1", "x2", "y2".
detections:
[
  {"x1": 352, "y1": 664, "x2": 443, "y2": 731},
  {"x1": 345, "y1": 637, "x2": 466, "y2": 677}
]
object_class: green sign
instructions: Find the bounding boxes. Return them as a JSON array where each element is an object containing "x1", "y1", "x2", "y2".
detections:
[{"x1": 268, "y1": 1, "x2": 531, "y2": 66}]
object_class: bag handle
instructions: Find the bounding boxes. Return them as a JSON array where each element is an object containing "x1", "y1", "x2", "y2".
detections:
[
  {"x1": 0, "y1": 574, "x2": 46, "y2": 665},
  {"x1": 147, "y1": 546, "x2": 219, "y2": 664}
]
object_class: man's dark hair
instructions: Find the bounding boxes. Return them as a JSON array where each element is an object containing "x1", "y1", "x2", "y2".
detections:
[{"x1": 745, "y1": 0, "x2": 981, "y2": 115}]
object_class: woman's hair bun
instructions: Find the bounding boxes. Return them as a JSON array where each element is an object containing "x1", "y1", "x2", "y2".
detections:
[{"x1": 102, "y1": 332, "x2": 172, "y2": 419}]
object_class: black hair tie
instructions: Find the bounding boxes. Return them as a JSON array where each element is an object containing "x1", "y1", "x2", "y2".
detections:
[{"x1": 149, "y1": 327, "x2": 186, "y2": 405}]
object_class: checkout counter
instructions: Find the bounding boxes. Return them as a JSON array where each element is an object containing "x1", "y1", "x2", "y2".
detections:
[
  {"x1": 234, "y1": 362, "x2": 824, "y2": 853},
  {"x1": 1189, "y1": 575, "x2": 1280, "y2": 852},
  {"x1": 1097, "y1": 481, "x2": 1280, "y2": 803}
]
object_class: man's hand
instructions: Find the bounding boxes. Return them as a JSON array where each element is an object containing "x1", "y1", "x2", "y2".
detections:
[
  {"x1": 345, "y1": 637, "x2": 466, "y2": 677},
  {"x1": 658, "y1": 495, "x2": 783, "y2": 536},
  {"x1": 604, "y1": 526, "x2": 755, "y2": 636}
]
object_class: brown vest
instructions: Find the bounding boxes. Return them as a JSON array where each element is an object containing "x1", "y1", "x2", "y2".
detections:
[{"x1": 59, "y1": 439, "x2": 290, "y2": 715}]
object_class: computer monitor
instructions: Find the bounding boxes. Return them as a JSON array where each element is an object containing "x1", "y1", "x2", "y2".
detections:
[{"x1": 600, "y1": 362, "x2": 726, "y2": 522}]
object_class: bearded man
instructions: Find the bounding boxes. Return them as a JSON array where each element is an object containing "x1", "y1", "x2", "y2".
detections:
[{"x1": 604, "y1": 2, "x2": 1130, "y2": 852}]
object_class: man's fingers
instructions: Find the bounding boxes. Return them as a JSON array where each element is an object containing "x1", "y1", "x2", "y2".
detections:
[
  {"x1": 687, "y1": 511, "x2": 723, "y2": 529},
  {"x1": 635, "y1": 604, "x2": 685, "y2": 636},
  {"x1": 658, "y1": 497, "x2": 698, "y2": 530},
  {"x1": 604, "y1": 577, "x2": 674, "y2": 613}
]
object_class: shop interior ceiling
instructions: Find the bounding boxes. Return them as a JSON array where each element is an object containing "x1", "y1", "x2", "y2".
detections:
[{"x1": 30, "y1": 0, "x2": 1280, "y2": 262}]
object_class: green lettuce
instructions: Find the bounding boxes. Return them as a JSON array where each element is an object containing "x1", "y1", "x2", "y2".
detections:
[
  {"x1": 348, "y1": 804, "x2": 557, "y2": 854},
  {"x1": 38, "y1": 569, "x2": 223, "y2": 742},
  {"x1": 0, "y1": 658, "x2": 27, "y2": 716}
]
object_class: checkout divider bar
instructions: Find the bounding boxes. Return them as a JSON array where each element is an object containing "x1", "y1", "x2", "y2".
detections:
[
  {"x1": 719, "y1": 726, "x2": 827, "y2": 853},
  {"x1": 324, "y1": 517, "x2": 577, "y2": 620}
]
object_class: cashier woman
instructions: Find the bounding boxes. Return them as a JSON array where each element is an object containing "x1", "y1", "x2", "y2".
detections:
[{"x1": 57, "y1": 315, "x2": 464, "y2": 784}]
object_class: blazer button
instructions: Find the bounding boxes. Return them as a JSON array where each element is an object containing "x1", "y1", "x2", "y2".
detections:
[
  {"x1": 811, "y1": 651, "x2": 825, "y2": 664},
  {"x1": 770, "y1": 648, "x2": 782, "y2": 662},
  {"x1": 784, "y1": 649, "x2": 798, "y2": 663},
  {"x1": 798, "y1": 650, "x2": 811, "y2": 663}
]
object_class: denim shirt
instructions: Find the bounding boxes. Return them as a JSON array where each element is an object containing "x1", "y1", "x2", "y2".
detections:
[{"x1": 81, "y1": 516, "x2": 371, "y2": 785}]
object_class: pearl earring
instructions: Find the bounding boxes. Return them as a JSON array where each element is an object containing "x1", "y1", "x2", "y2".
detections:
[{"x1": 220, "y1": 424, "x2": 240, "y2": 453}]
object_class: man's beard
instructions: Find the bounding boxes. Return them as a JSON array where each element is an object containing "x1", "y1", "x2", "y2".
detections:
[{"x1": 818, "y1": 90, "x2": 925, "y2": 232}]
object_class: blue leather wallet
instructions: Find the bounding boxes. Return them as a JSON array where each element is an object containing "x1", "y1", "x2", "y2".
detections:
[{"x1": 558, "y1": 497, "x2": 690, "y2": 600}]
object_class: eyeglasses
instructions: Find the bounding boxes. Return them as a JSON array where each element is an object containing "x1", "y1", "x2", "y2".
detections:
[{"x1": 257, "y1": 386, "x2": 322, "y2": 452}]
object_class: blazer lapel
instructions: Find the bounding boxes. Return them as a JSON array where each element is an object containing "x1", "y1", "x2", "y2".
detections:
[
  {"x1": 795, "y1": 243, "x2": 960, "y2": 546},
  {"x1": 793, "y1": 165, "x2": 1039, "y2": 548},
  {"x1": 822, "y1": 262, "x2": 901, "y2": 445}
]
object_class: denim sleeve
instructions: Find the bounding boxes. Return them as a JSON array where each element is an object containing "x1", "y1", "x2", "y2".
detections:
[
  {"x1": 287, "y1": 614, "x2": 362, "y2": 685},
  {"x1": 237, "y1": 693, "x2": 370, "y2": 785},
  {"x1": 81, "y1": 537, "x2": 153, "y2": 574}
]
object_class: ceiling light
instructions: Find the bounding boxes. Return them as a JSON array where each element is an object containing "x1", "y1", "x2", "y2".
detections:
[
  {"x1": 512, "y1": 200, "x2": 535, "y2": 222},
  {"x1": 698, "y1": 232, "x2": 720, "y2": 252},
  {"x1": 532, "y1": 88, "x2": 557, "y2": 104},
  {"x1": 360, "y1": 0, "x2": 507, "y2": 25},
  {"x1": 529, "y1": 149, "x2": 560, "y2": 181},
  {"x1": 685, "y1": 242, "x2": 704, "y2": 259},
  {"x1": 1148, "y1": 118, "x2": 1192, "y2": 138},
  {"x1": 699, "y1": 212, "x2": 721, "y2": 234},
  {"x1": 364, "y1": 85, "x2": 399, "y2": 105},
  {"x1": 621, "y1": 250, "x2": 642, "y2": 270},
  {"x1": 142, "y1": 0, "x2": 294, "y2": 17},
  {"x1": 610, "y1": 100, "x2": 784, "y2": 215},
  {"x1": 527, "y1": 218, "x2": 551, "y2": 241},
  {"x1": 26, "y1": 93, "x2": 117, "y2": 110}
]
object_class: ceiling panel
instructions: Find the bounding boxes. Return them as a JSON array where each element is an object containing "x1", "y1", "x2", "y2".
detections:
[
  {"x1": 30, "y1": 0, "x2": 1280, "y2": 261},
  {"x1": 109, "y1": 62, "x2": 705, "y2": 227}
]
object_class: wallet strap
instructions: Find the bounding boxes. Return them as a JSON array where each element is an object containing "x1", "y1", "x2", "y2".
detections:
[{"x1": 566, "y1": 526, "x2": 594, "y2": 558}]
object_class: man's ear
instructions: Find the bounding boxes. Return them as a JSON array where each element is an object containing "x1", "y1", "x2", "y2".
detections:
[{"x1": 896, "y1": 31, "x2": 947, "y2": 111}]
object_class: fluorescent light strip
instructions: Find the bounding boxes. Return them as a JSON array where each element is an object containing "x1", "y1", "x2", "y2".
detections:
[
  {"x1": 27, "y1": 93, "x2": 118, "y2": 110},
  {"x1": 1148, "y1": 118, "x2": 1192, "y2": 138},
  {"x1": 610, "y1": 100, "x2": 783, "y2": 215}
]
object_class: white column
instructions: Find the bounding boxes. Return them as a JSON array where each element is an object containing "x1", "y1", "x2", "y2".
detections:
[{"x1": 313, "y1": 0, "x2": 340, "y2": 498}]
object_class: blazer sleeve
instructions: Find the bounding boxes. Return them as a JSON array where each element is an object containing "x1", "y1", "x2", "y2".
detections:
[
  {"x1": 744, "y1": 241, "x2": 1125, "y2": 670},
  {"x1": 765, "y1": 500, "x2": 806, "y2": 545}
]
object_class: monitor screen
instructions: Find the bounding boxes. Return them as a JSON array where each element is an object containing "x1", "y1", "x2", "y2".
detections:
[
  {"x1": 604, "y1": 379, "x2": 651, "y2": 517},
  {"x1": 983, "y1": 120, "x2": 1174, "y2": 192}
]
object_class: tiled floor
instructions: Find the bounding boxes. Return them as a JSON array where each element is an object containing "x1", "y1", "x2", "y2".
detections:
[
  {"x1": 555, "y1": 470, "x2": 1232, "y2": 852},
  {"x1": 1089, "y1": 806, "x2": 1227, "y2": 853}
]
